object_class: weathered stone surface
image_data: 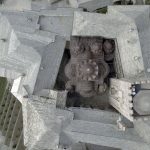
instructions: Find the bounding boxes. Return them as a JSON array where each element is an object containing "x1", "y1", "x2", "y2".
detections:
[
  {"x1": 22, "y1": 96, "x2": 59, "y2": 150},
  {"x1": 72, "y1": 8, "x2": 145, "y2": 79},
  {"x1": 22, "y1": 95, "x2": 74, "y2": 150},
  {"x1": 0, "y1": 12, "x2": 41, "y2": 73},
  {"x1": 0, "y1": 4, "x2": 150, "y2": 150},
  {"x1": 108, "y1": 6, "x2": 150, "y2": 78}
]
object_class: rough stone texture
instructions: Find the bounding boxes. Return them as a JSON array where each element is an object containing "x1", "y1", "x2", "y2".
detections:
[
  {"x1": 108, "y1": 6, "x2": 150, "y2": 79},
  {"x1": 72, "y1": 8, "x2": 147, "y2": 79},
  {"x1": 22, "y1": 95, "x2": 74, "y2": 150},
  {"x1": 0, "y1": 4, "x2": 150, "y2": 150},
  {"x1": 0, "y1": 9, "x2": 65, "y2": 101},
  {"x1": 65, "y1": 36, "x2": 111, "y2": 97},
  {"x1": 0, "y1": 8, "x2": 70, "y2": 149},
  {"x1": 22, "y1": 96, "x2": 60, "y2": 150},
  {"x1": 0, "y1": 11, "x2": 42, "y2": 95},
  {"x1": 0, "y1": 7, "x2": 83, "y2": 99}
]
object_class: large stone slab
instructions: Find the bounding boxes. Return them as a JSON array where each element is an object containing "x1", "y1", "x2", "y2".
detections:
[
  {"x1": 34, "y1": 36, "x2": 66, "y2": 93},
  {"x1": 38, "y1": 7, "x2": 82, "y2": 40},
  {"x1": 0, "y1": 10, "x2": 40, "y2": 33}
]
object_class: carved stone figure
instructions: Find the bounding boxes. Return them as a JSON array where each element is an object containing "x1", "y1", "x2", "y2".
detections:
[{"x1": 65, "y1": 36, "x2": 115, "y2": 97}]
